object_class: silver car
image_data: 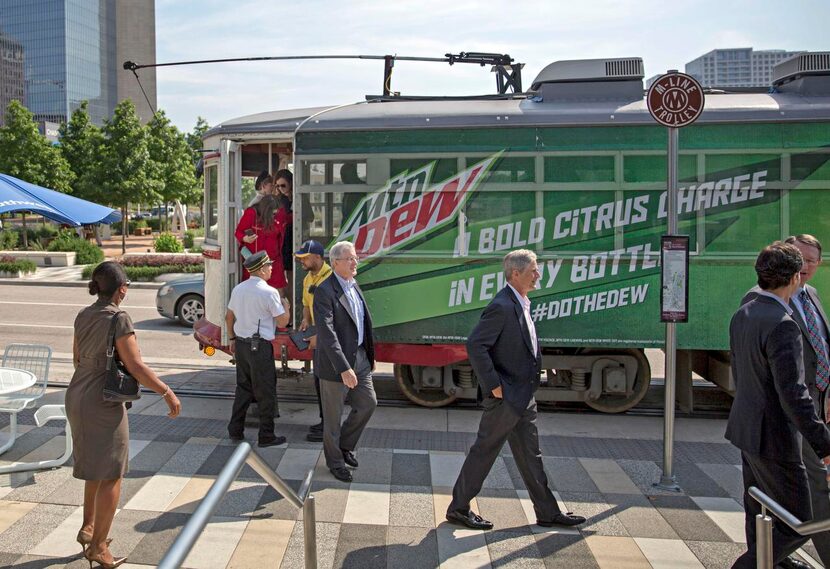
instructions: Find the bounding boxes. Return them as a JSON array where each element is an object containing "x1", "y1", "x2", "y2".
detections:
[{"x1": 156, "y1": 274, "x2": 205, "y2": 327}]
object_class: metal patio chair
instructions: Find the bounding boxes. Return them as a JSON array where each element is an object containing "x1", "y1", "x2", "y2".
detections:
[
  {"x1": 0, "y1": 344, "x2": 52, "y2": 455},
  {"x1": 0, "y1": 404, "x2": 72, "y2": 474}
]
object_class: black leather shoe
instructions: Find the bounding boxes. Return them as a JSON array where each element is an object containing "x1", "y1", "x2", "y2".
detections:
[
  {"x1": 258, "y1": 436, "x2": 287, "y2": 448},
  {"x1": 309, "y1": 421, "x2": 323, "y2": 433},
  {"x1": 778, "y1": 557, "x2": 812, "y2": 569},
  {"x1": 341, "y1": 449, "x2": 358, "y2": 468},
  {"x1": 228, "y1": 433, "x2": 244, "y2": 442},
  {"x1": 330, "y1": 466, "x2": 353, "y2": 482},
  {"x1": 536, "y1": 512, "x2": 586, "y2": 527},
  {"x1": 446, "y1": 509, "x2": 493, "y2": 530},
  {"x1": 306, "y1": 431, "x2": 324, "y2": 442}
]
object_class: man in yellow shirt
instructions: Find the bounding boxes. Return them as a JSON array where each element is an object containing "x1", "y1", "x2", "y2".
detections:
[{"x1": 295, "y1": 240, "x2": 332, "y2": 441}]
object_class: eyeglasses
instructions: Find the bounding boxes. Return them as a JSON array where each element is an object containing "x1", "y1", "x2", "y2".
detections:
[{"x1": 335, "y1": 256, "x2": 359, "y2": 263}]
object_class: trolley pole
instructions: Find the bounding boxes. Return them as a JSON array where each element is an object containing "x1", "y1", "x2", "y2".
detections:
[
  {"x1": 658, "y1": 126, "x2": 681, "y2": 491},
  {"x1": 646, "y1": 70, "x2": 704, "y2": 492}
]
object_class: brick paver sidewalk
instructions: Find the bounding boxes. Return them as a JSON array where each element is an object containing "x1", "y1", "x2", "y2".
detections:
[{"x1": 0, "y1": 391, "x2": 821, "y2": 568}]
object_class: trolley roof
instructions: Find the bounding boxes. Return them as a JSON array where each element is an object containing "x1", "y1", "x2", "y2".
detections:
[
  {"x1": 204, "y1": 106, "x2": 333, "y2": 138},
  {"x1": 294, "y1": 91, "x2": 830, "y2": 133}
]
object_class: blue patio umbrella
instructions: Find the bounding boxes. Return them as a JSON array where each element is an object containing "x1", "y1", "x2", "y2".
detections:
[{"x1": 0, "y1": 173, "x2": 121, "y2": 226}]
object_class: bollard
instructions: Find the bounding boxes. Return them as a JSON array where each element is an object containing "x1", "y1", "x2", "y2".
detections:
[
  {"x1": 303, "y1": 494, "x2": 317, "y2": 569},
  {"x1": 756, "y1": 511, "x2": 773, "y2": 569}
]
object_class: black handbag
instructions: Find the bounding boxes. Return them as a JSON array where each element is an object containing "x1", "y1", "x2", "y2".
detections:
[{"x1": 102, "y1": 311, "x2": 141, "y2": 403}]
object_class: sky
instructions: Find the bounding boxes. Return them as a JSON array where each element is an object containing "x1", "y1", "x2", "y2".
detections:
[{"x1": 153, "y1": 0, "x2": 829, "y2": 132}]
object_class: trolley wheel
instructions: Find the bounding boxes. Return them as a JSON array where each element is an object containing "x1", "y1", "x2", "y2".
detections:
[
  {"x1": 394, "y1": 364, "x2": 457, "y2": 408},
  {"x1": 582, "y1": 348, "x2": 651, "y2": 414}
]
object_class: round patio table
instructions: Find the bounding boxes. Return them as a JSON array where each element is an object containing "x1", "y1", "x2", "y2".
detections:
[{"x1": 0, "y1": 367, "x2": 36, "y2": 395}]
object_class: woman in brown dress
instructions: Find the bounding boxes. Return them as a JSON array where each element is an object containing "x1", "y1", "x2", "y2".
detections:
[{"x1": 66, "y1": 261, "x2": 181, "y2": 568}]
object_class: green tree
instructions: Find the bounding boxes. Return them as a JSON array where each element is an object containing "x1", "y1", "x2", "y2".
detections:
[
  {"x1": 96, "y1": 100, "x2": 162, "y2": 253},
  {"x1": 147, "y1": 110, "x2": 200, "y2": 230},
  {"x1": 59, "y1": 101, "x2": 105, "y2": 203},
  {"x1": 0, "y1": 100, "x2": 74, "y2": 248},
  {"x1": 0, "y1": 100, "x2": 73, "y2": 192},
  {"x1": 186, "y1": 116, "x2": 210, "y2": 160}
]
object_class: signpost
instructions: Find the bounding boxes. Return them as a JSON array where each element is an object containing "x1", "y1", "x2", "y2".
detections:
[{"x1": 647, "y1": 71, "x2": 704, "y2": 491}]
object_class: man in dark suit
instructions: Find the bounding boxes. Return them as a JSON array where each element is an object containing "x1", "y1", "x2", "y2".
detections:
[
  {"x1": 727, "y1": 241, "x2": 830, "y2": 569},
  {"x1": 313, "y1": 241, "x2": 376, "y2": 483},
  {"x1": 742, "y1": 234, "x2": 830, "y2": 569},
  {"x1": 446, "y1": 249, "x2": 585, "y2": 530}
]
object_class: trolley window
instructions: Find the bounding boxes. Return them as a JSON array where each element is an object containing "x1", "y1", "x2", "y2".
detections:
[
  {"x1": 623, "y1": 155, "x2": 697, "y2": 183},
  {"x1": 205, "y1": 164, "x2": 219, "y2": 241},
  {"x1": 544, "y1": 156, "x2": 615, "y2": 183}
]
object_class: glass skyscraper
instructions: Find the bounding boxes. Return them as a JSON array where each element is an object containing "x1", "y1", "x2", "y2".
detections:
[{"x1": 0, "y1": 0, "x2": 155, "y2": 126}]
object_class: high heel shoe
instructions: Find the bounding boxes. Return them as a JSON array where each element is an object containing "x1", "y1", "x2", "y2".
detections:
[
  {"x1": 84, "y1": 548, "x2": 127, "y2": 569},
  {"x1": 76, "y1": 530, "x2": 113, "y2": 553}
]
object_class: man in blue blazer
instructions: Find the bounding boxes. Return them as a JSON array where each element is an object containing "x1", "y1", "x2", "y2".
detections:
[
  {"x1": 446, "y1": 249, "x2": 585, "y2": 530},
  {"x1": 741, "y1": 235, "x2": 830, "y2": 569},
  {"x1": 313, "y1": 241, "x2": 376, "y2": 483},
  {"x1": 728, "y1": 241, "x2": 830, "y2": 568}
]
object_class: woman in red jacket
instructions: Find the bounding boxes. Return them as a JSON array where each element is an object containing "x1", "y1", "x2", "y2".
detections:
[{"x1": 234, "y1": 194, "x2": 287, "y2": 289}]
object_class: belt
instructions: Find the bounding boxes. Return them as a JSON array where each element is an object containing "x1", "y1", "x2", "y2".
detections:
[{"x1": 235, "y1": 337, "x2": 274, "y2": 343}]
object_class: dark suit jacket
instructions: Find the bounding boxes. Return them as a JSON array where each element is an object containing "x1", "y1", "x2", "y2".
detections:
[
  {"x1": 466, "y1": 286, "x2": 542, "y2": 411},
  {"x1": 742, "y1": 284, "x2": 830, "y2": 419},
  {"x1": 313, "y1": 274, "x2": 375, "y2": 382},
  {"x1": 725, "y1": 294, "x2": 830, "y2": 462}
]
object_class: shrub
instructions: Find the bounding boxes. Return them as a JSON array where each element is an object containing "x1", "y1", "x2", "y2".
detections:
[
  {"x1": 82, "y1": 262, "x2": 204, "y2": 281},
  {"x1": 146, "y1": 218, "x2": 161, "y2": 231},
  {"x1": 46, "y1": 229, "x2": 105, "y2": 264},
  {"x1": 120, "y1": 254, "x2": 202, "y2": 267},
  {"x1": 154, "y1": 233, "x2": 184, "y2": 253},
  {"x1": 0, "y1": 230, "x2": 19, "y2": 250},
  {"x1": 134, "y1": 219, "x2": 149, "y2": 229},
  {"x1": 0, "y1": 256, "x2": 36, "y2": 274},
  {"x1": 183, "y1": 230, "x2": 195, "y2": 249},
  {"x1": 36, "y1": 224, "x2": 58, "y2": 239}
]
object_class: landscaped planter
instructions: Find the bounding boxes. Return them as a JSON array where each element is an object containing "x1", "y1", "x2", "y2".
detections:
[
  {"x1": 134, "y1": 227, "x2": 153, "y2": 236},
  {"x1": 0, "y1": 251, "x2": 76, "y2": 267},
  {"x1": 0, "y1": 270, "x2": 29, "y2": 278}
]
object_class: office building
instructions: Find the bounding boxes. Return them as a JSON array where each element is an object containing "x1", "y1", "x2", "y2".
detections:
[
  {"x1": 0, "y1": 0, "x2": 156, "y2": 126},
  {"x1": 685, "y1": 48, "x2": 802, "y2": 88},
  {"x1": 0, "y1": 32, "x2": 24, "y2": 125}
]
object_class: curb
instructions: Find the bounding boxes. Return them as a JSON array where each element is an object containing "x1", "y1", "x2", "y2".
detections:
[{"x1": 0, "y1": 279, "x2": 162, "y2": 289}]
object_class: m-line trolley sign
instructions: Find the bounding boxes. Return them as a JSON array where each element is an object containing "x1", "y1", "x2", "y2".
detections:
[
  {"x1": 647, "y1": 71, "x2": 704, "y2": 128},
  {"x1": 648, "y1": 70, "x2": 704, "y2": 492}
]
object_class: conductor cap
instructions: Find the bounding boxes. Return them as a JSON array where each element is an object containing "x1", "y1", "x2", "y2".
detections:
[{"x1": 243, "y1": 251, "x2": 272, "y2": 273}]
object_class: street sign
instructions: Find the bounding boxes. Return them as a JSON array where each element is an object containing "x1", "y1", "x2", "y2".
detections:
[
  {"x1": 660, "y1": 235, "x2": 689, "y2": 322},
  {"x1": 650, "y1": 70, "x2": 705, "y2": 493},
  {"x1": 647, "y1": 72, "x2": 704, "y2": 128}
]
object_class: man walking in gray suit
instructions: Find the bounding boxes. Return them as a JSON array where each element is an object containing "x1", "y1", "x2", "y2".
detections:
[
  {"x1": 728, "y1": 241, "x2": 830, "y2": 569},
  {"x1": 313, "y1": 241, "x2": 376, "y2": 483},
  {"x1": 743, "y1": 234, "x2": 830, "y2": 568},
  {"x1": 446, "y1": 249, "x2": 585, "y2": 530}
]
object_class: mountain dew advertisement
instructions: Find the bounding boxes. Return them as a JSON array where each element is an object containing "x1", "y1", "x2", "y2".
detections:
[{"x1": 323, "y1": 147, "x2": 827, "y2": 350}]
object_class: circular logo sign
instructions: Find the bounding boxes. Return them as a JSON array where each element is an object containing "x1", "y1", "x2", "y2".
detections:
[{"x1": 647, "y1": 72, "x2": 705, "y2": 128}]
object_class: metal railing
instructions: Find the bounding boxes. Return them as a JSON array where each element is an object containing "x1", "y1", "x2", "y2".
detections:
[
  {"x1": 749, "y1": 485, "x2": 830, "y2": 568},
  {"x1": 158, "y1": 442, "x2": 317, "y2": 569}
]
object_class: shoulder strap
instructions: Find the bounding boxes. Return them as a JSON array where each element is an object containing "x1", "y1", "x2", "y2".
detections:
[{"x1": 105, "y1": 311, "x2": 123, "y2": 368}]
